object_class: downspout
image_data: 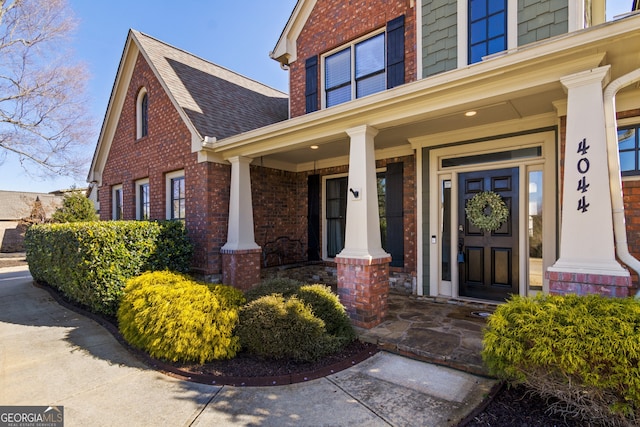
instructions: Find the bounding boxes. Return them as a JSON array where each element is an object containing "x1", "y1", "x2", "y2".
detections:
[{"x1": 603, "y1": 67, "x2": 640, "y2": 298}]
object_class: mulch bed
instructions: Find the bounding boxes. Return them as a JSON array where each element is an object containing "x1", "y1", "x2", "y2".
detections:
[{"x1": 29, "y1": 275, "x2": 588, "y2": 425}]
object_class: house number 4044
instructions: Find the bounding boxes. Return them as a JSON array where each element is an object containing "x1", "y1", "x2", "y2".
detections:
[{"x1": 576, "y1": 138, "x2": 590, "y2": 213}]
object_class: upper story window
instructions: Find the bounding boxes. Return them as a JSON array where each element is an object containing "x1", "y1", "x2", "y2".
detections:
[
  {"x1": 136, "y1": 88, "x2": 148, "y2": 139},
  {"x1": 325, "y1": 32, "x2": 386, "y2": 108},
  {"x1": 306, "y1": 15, "x2": 405, "y2": 113},
  {"x1": 619, "y1": 125, "x2": 640, "y2": 176},
  {"x1": 469, "y1": 0, "x2": 507, "y2": 64},
  {"x1": 166, "y1": 170, "x2": 185, "y2": 220}
]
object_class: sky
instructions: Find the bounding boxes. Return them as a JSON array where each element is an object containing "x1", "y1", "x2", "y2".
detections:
[{"x1": 0, "y1": 0, "x2": 633, "y2": 193}]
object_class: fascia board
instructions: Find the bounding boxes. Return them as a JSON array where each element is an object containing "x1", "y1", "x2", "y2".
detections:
[
  {"x1": 270, "y1": 0, "x2": 317, "y2": 65},
  {"x1": 87, "y1": 33, "x2": 138, "y2": 185}
]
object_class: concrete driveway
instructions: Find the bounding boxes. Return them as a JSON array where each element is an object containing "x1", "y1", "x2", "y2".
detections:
[{"x1": 0, "y1": 266, "x2": 495, "y2": 426}]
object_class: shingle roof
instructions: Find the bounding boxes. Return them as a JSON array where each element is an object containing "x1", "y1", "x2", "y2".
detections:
[
  {"x1": 132, "y1": 30, "x2": 289, "y2": 140},
  {"x1": 0, "y1": 191, "x2": 64, "y2": 221}
]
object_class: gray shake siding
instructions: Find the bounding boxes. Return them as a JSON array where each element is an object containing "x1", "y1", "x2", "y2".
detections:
[
  {"x1": 422, "y1": 0, "x2": 457, "y2": 78},
  {"x1": 518, "y1": 0, "x2": 568, "y2": 46}
]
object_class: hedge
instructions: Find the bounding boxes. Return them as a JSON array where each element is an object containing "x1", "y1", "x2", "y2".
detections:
[
  {"x1": 482, "y1": 294, "x2": 640, "y2": 426},
  {"x1": 25, "y1": 220, "x2": 193, "y2": 316}
]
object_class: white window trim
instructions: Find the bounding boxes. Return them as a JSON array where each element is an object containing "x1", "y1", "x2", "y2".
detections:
[
  {"x1": 165, "y1": 170, "x2": 185, "y2": 220},
  {"x1": 112, "y1": 184, "x2": 123, "y2": 220},
  {"x1": 457, "y1": 0, "x2": 517, "y2": 68},
  {"x1": 135, "y1": 178, "x2": 150, "y2": 220},
  {"x1": 136, "y1": 87, "x2": 148, "y2": 140},
  {"x1": 320, "y1": 28, "x2": 386, "y2": 109}
]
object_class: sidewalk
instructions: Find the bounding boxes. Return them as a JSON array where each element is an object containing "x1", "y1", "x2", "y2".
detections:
[{"x1": 0, "y1": 266, "x2": 496, "y2": 426}]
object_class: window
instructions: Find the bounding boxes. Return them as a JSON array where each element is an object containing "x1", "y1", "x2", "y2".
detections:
[
  {"x1": 468, "y1": 0, "x2": 507, "y2": 64},
  {"x1": 325, "y1": 32, "x2": 386, "y2": 108},
  {"x1": 136, "y1": 179, "x2": 150, "y2": 220},
  {"x1": 112, "y1": 185, "x2": 123, "y2": 220},
  {"x1": 136, "y1": 88, "x2": 148, "y2": 139},
  {"x1": 166, "y1": 171, "x2": 185, "y2": 220},
  {"x1": 619, "y1": 125, "x2": 640, "y2": 175},
  {"x1": 323, "y1": 163, "x2": 403, "y2": 265}
]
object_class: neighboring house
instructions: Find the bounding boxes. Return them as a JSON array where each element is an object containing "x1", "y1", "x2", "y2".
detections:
[
  {"x1": 89, "y1": 1, "x2": 640, "y2": 329},
  {"x1": 0, "y1": 191, "x2": 64, "y2": 252}
]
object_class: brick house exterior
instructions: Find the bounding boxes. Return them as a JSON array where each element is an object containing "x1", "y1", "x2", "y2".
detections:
[{"x1": 90, "y1": 2, "x2": 640, "y2": 328}]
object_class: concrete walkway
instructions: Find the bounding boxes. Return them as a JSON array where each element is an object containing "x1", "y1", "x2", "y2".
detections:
[{"x1": 0, "y1": 266, "x2": 496, "y2": 426}]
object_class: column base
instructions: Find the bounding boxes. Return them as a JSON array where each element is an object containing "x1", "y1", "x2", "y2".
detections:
[
  {"x1": 336, "y1": 256, "x2": 391, "y2": 329},
  {"x1": 221, "y1": 248, "x2": 262, "y2": 291},
  {"x1": 546, "y1": 269, "x2": 635, "y2": 298}
]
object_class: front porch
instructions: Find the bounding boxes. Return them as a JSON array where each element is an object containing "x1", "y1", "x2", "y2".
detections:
[{"x1": 262, "y1": 263, "x2": 493, "y2": 376}]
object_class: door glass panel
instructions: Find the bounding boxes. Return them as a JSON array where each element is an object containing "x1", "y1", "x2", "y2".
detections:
[
  {"x1": 528, "y1": 171, "x2": 543, "y2": 289},
  {"x1": 441, "y1": 180, "x2": 452, "y2": 281},
  {"x1": 326, "y1": 177, "x2": 347, "y2": 257}
]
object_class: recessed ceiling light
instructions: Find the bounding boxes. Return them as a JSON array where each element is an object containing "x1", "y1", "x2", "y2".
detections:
[
  {"x1": 310, "y1": 145, "x2": 319, "y2": 150},
  {"x1": 465, "y1": 110, "x2": 477, "y2": 117}
]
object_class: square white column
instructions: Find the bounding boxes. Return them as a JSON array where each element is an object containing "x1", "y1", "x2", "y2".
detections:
[
  {"x1": 337, "y1": 125, "x2": 390, "y2": 261},
  {"x1": 221, "y1": 156, "x2": 259, "y2": 251}
]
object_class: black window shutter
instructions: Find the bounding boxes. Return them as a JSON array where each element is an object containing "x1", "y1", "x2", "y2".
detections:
[
  {"x1": 385, "y1": 162, "x2": 404, "y2": 267},
  {"x1": 307, "y1": 174, "x2": 321, "y2": 261},
  {"x1": 386, "y1": 15, "x2": 405, "y2": 89},
  {"x1": 305, "y1": 56, "x2": 319, "y2": 113}
]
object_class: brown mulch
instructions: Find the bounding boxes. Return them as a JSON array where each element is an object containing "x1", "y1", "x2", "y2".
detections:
[{"x1": 26, "y1": 274, "x2": 589, "y2": 424}]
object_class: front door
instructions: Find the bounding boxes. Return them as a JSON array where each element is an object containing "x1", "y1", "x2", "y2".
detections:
[{"x1": 458, "y1": 167, "x2": 519, "y2": 301}]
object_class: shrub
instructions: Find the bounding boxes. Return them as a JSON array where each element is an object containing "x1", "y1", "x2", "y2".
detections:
[
  {"x1": 482, "y1": 294, "x2": 640, "y2": 426},
  {"x1": 25, "y1": 221, "x2": 193, "y2": 316},
  {"x1": 144, "y1": 220, "x2": 193, "y2": 273},
  {"x1": 296, "y1": 284, "x2": 356, "y2": 342},
  {"x1": 118, "y1": 271, "x2": 244, "y2": 364},
  {"x1": 51, "y1": 192, "x2": 98, "y2": 222},
  {"x1": 244, "y1": 277, "x2": 302, "y2": 302},
  {"x1": 237, "y1": 294, "x2": 341, "y2": 362}
]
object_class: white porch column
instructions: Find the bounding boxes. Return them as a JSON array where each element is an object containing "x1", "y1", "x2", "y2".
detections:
[
  {"x1": 548, "y1": 66, "x2": 629, "y2": 283},
  {"x1": 221, "y1": 156, "x2": 259, "y2": 251},
  {"x1": 337, "y1": 125, "x2": 389, "y2": 260}
]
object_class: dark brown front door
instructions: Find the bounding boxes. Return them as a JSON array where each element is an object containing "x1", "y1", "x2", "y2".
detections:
[{"x1": 458, "y1": 167, "x2": 519, "y2": 301}]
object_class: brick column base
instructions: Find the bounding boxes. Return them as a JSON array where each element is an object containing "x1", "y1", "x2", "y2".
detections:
[
  {"x1": 336, "y1": 256, "x2": 391, "y2": 329},
  {"x1": 546, "y1": 270, "x2": 636, "y2": 298},
  {"x1": 221, "y1": 248, "x2": 261, "y2": 291}
]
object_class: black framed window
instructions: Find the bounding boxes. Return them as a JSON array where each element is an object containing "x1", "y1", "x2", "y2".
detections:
[{"x1": 619, "y1": 125, "x2": 640, "y2": 176}]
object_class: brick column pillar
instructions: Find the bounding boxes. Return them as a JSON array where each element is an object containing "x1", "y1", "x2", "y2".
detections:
[
  {"x1": 221, "y1": 156, "x2": 261, "y2": 289},
  {"x1": 336, "y1": 255, "x2": 392, "y2": 329}
]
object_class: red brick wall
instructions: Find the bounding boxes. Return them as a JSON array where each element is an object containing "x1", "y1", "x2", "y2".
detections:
[
  {"x1": 251, "y1": 155, "x2": 417, "y2": 277},
  {"x1": 99, "y1": 52, "x2": 227, "y2": 276},
  {"x1": 289, "y1": 0, "x2": 417, "y2": 118}
]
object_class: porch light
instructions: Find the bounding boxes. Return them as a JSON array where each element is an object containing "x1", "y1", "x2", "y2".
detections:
[
  {"x1": 464, "y1": 110, "x2": 477, "y2": 117},
  {"x1": 310, "y1": 145, "x2": 319, "y2": 149}
]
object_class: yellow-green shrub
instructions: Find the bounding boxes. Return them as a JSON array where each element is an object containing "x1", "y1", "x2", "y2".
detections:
[
  {"x1": 482, "y1": 294, "x2": 640, "y2": 426},
  {"x1": 118, "y1": 271, "x2": 244, "y2": 364},
  {"x1": 237, "y1": 294, "x2": 341, "y2": 362},
  {"x1": 296, "y1": 284, "x2": 356, "y2": 343}
]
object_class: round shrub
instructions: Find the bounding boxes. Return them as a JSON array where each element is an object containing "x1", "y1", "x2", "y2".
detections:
[
  {"x1": 118, "y1": 271, "x2": 244, "y2": 364},
  {"x1": 237, "y1": 294, "x2": 340, "y2": 362},
  {"x1": 482, "y1": 294, "x2": 640, "y2": 426},
  {"x1": 244, "y1": 277, "x2": 302, "y2": 302},
  {"x1": 296, "y1": 284, "x2": 356, "y2": 343}
]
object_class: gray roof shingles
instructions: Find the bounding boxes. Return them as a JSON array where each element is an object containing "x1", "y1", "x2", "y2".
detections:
[{"x1": 133, "y1": 30, "x2": 289, "y2": 140}]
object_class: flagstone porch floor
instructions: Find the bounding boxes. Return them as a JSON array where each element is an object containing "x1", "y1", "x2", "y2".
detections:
[{"x1": 262, "y1": 263, "x2": 497, "y2": 377}]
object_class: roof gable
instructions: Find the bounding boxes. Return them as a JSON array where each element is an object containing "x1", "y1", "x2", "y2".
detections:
[
  {"x1": 88, "y1": 30, "x2": 288, "y2": 184},
  {"x1": 270, "y1": 0, "x2": 316, "y2": 66}
]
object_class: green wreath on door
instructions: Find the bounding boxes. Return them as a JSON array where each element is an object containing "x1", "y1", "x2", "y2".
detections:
[{"x1": 465, "y1": 191, "x2": 509, "y2": 232}]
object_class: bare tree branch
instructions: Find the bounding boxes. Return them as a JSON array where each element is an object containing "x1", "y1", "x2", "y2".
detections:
[{"x1": 0, "y1": 0, "x2": 94, "y2": 179}]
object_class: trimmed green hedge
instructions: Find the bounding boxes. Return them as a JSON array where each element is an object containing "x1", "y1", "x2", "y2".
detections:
[
  {"x1": 482, "y1": 294, "x2": 640, "y2": 426},
  {"x1": 118, "y1": 271, "x2": 244, "y2": 363},
  {"x1": 25, "y1": 220, "x2": 193, "y2": 316}
]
